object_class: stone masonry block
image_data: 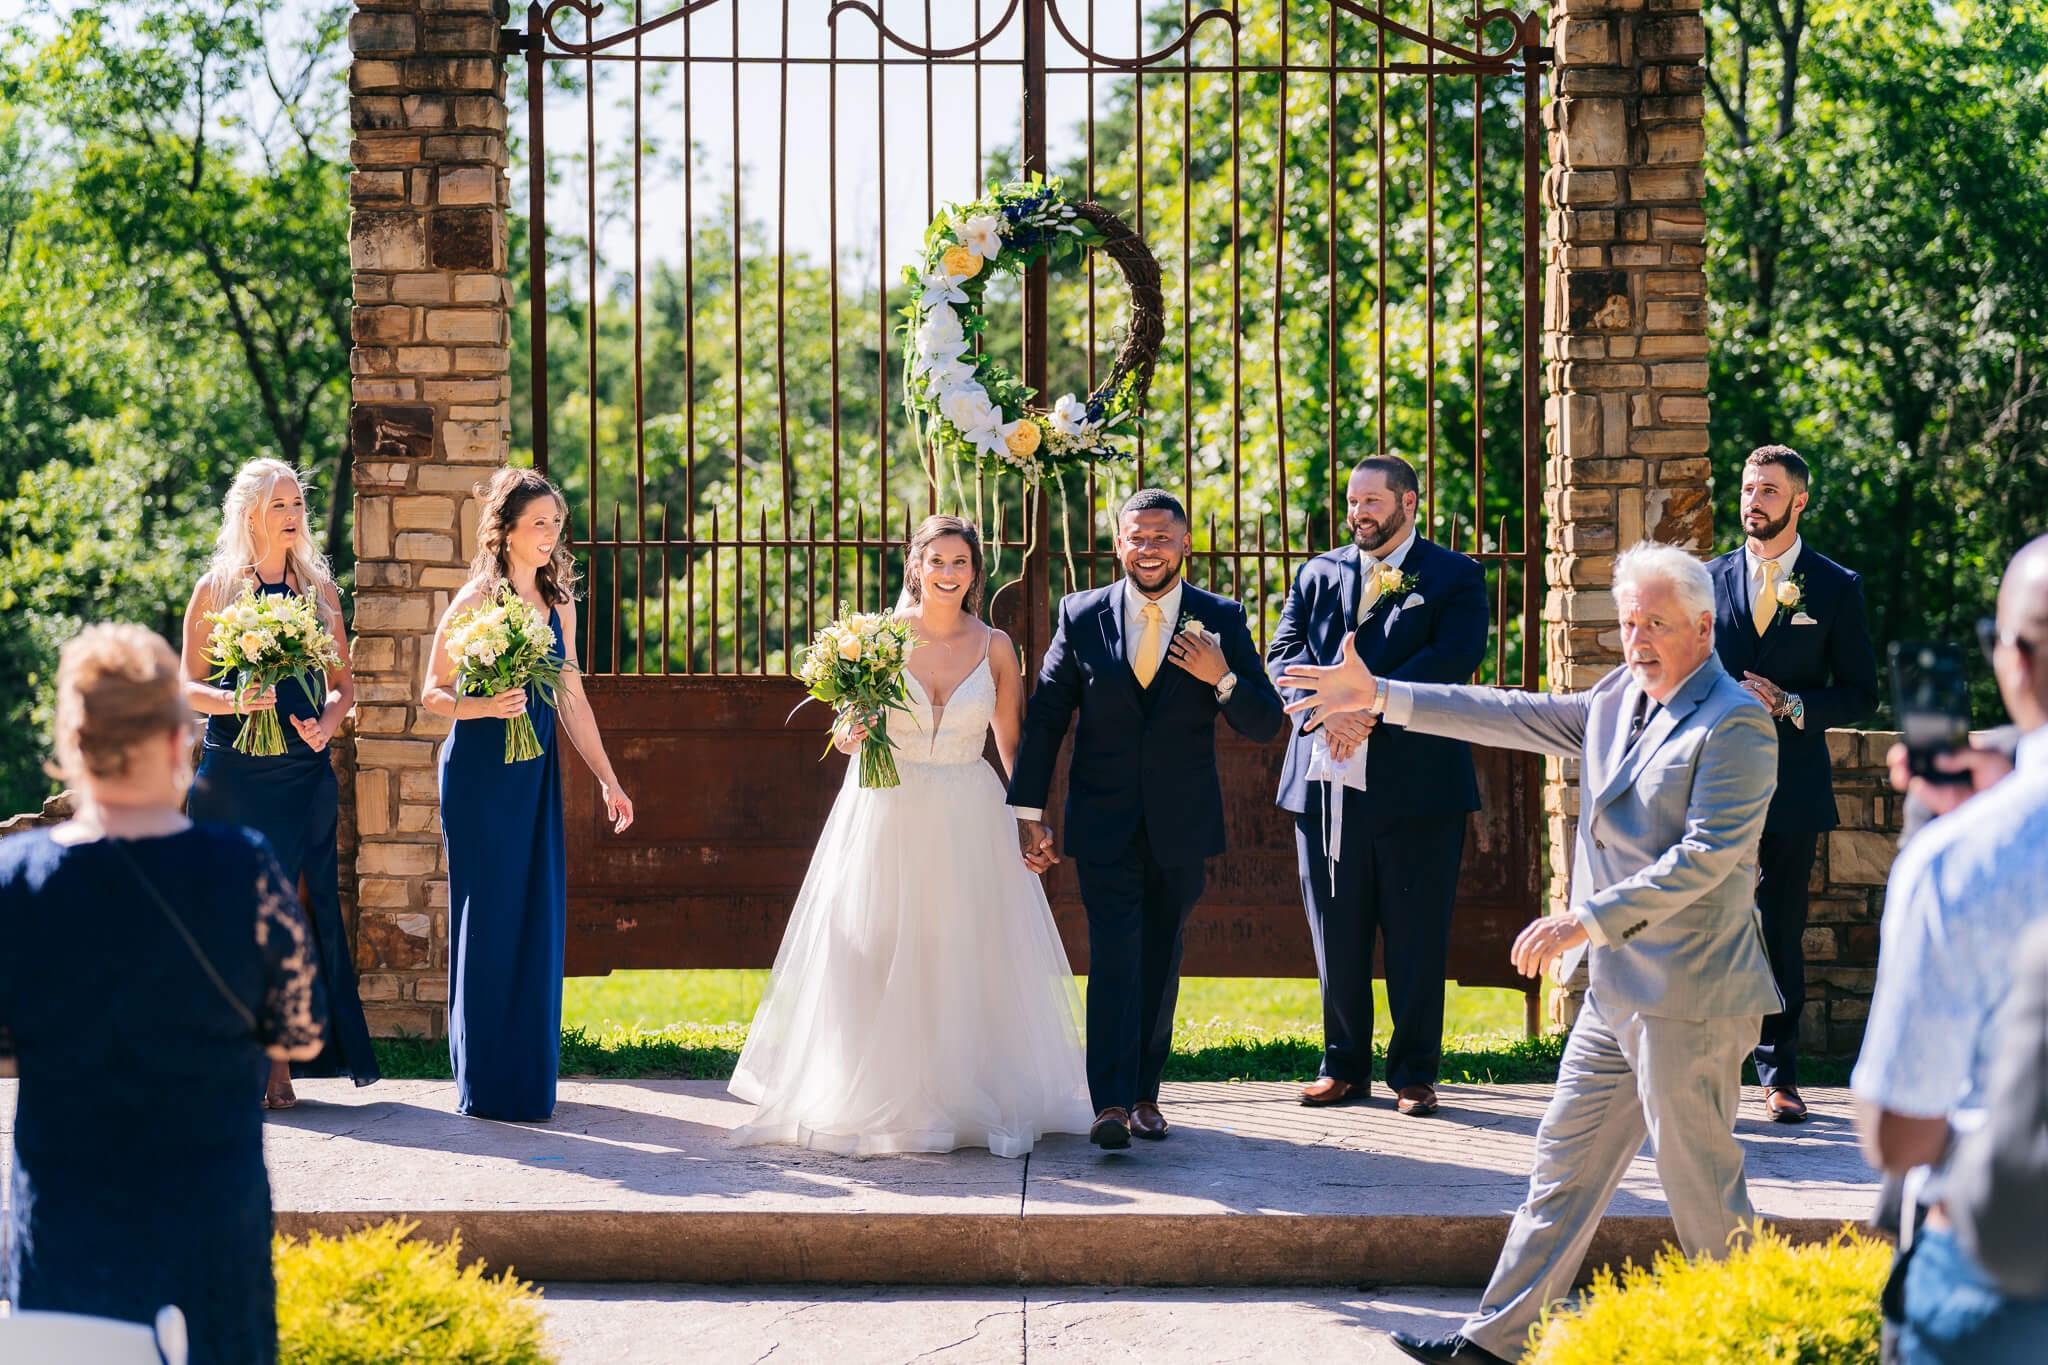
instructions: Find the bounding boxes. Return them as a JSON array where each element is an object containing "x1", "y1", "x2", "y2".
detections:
[{"x1": 349, "y1": 212, "x2": 426, "y2": 271}]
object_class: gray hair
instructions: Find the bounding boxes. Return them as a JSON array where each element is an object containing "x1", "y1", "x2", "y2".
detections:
[{"x1": 1613, "y1": 541, "x2": 1715, "y2": 624}]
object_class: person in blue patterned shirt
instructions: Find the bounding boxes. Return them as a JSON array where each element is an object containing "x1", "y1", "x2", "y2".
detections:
[{"x1": 1852, "y1": 533, "x2": 2048, "y2": 1364}]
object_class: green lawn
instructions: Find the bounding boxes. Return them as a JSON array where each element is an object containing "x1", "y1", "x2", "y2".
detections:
[
  {"x1": 559, "y1": 969, "x2": 1532, "y2": 1045},
  {"x1": 373, "y1": 969, "x2": 1856, "y2": 1086}
]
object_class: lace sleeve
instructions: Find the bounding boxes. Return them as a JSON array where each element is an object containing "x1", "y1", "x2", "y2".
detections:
[{"x1": 253, "y1": 848, "x2": 328, "y2": 1060}]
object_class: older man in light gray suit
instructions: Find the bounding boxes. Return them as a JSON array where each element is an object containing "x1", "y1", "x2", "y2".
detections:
[{"x1": 1281, "y1": 540, "x2": 1782, "y2": 1364}]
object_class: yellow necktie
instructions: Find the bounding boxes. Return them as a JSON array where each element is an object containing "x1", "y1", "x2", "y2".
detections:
[
  {"x1": 1133, "y1": 601, "x2": 1164, "y2": 688},
  {"x1": 1359, "y1": 559, "x2": 1383, "y2": 623},
  {"x1": 1754, "y1": 559, "x2": 1780, "y2": 635}
]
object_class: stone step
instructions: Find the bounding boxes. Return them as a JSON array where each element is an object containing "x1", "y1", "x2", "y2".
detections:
[{"x1": 240, "y1": 1078, "x2": 1876, "y2": 1286}]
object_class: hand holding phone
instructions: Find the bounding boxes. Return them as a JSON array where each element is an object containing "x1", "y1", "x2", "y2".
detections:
[{"x1": 1889, "y1": 641, "x2": 1972, "y2": 785}]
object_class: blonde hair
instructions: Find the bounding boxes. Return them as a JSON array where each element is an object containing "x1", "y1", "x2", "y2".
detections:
[
  {"x1": 204, "y1": 458, "x2": 339, "y2": 628},
  {"x1": 49, "y1": 625, "x2": 188, "y2": 783},
  {"x1": 469, "y1": 467, "x2": 577, "y2": 607},
  {"x1": 900, "y1": 516, "x2": 987, "y2": 616}
]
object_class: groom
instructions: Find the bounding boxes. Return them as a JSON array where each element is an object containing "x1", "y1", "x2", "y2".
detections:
[{"x1": 1008, "y1": 489, "x2": 1286, "y2": 1150}]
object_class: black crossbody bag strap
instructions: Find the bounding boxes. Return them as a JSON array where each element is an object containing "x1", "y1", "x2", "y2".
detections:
[{"x1": 108, "y1": 840, "x2": 259, "y2": 1034}]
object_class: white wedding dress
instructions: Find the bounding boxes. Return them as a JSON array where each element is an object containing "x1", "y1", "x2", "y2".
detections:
[{"x1": 728, "y1": 652, "x2": 1094, "y2": 1158}]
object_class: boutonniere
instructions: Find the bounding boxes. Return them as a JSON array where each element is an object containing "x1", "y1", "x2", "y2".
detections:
[
  {"x1": 1176, "y1": 614, "x2": 1212, "y2": 642},
  {"x1": 1370, "y1": 564, "x2": 1413, "y2": 603},
  {"x1": 1773, "y1": 572, "x2": 1806, "y2": 611}
]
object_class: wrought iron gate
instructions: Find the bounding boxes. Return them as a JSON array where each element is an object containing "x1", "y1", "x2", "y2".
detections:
[{"x1": 510, "y1": 0, "x2": 1549, "y2": 1004}]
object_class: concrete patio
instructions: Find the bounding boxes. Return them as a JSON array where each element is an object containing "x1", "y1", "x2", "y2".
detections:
[{"x1": 187, "y1": 1077, "x2": 1885, "y2": 1286}]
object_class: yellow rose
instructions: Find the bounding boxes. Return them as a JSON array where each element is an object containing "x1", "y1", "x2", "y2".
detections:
[
  {"x1": 1774, "y1": 579, "x2": 1802, "y2": 608},
  {"x1": 837, "y1": 634, "x2": 864, "y2": 662},
  {"x1": 940, "y1": 245, "x2": 982, "y2": 279},
  {"x1": 1006, "y1": 420, "x2": 1043, "y2": 456}
]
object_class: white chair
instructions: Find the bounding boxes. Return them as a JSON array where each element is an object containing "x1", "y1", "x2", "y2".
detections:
[{"x1": 0, "y1": 1304, "x2": 188, "y2": 1364}]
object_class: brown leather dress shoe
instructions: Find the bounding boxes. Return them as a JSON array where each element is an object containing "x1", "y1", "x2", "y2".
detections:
[
  {"x1": 1765, "y1": 1085, "x2": 1810, "y2": 1124},
  {"x1": 1300, "y1": 1077, "x2": 1360, "y2": 1107},
  {"x1": 1394, "y1": 1084, "x2": 1440, "y2": 1117},
  {"x1": 1089, "y1": 1106, "x2": 1132, "y2": 1149},
  {"x1": 1131, "y1": 1101, "x2": 1169, "y2": 1140}
]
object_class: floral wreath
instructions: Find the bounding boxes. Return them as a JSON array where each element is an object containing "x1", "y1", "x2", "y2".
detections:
[{"x1": 899, "y1": 177, "x2": 1163, "y2": 498}]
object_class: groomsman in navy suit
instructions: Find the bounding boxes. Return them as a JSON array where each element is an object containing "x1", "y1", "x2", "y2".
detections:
[
  {"x1": 1008, "y1": 489, "x2": 1286, "y2": 1150},
  {"x1": 1266, "y1": 456, "x2": 1489, "y2": 1116},
  {"x1": 1708, "y1": 445, "x2": 1878, "y2": 1123}
]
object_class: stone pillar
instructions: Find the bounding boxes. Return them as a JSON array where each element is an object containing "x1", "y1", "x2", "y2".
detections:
[
  {"x1": 1539, "y1": 1, "x2": 1713, "y2": 1025},
  {"x1": 345, "y1": 0, "x2": 512, "y2": 1037}
]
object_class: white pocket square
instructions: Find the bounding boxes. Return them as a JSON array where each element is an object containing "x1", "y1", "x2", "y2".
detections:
[
  {"x1": 1383, "y1": 592, "x2": 1426, "y2": 635},
  {"x1": 1790, "y1": 612, "x2": 1818, "y2": 625}
]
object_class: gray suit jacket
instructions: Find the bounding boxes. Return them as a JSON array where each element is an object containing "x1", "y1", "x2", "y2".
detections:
[{"x1": 1399, "y1": 656, "x2": 1783, "y2": 1019}]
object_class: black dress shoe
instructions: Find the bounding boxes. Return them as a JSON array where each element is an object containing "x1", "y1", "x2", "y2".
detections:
[
  {"x1": 1089, "y1": 1107, "x2": 1132, "y2": 1150},
  {"x1": 1388, "y1": 1331, "x2": 1510, "y2": 1364}
]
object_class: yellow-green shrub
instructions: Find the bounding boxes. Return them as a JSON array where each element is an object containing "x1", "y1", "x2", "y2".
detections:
[
  {"x1": 275, "y1": 1220, "x2": 553, "y2": 1364},
  {"x1": 1527, "y1": 1224, "x2": 1890, "y2": 1364}
]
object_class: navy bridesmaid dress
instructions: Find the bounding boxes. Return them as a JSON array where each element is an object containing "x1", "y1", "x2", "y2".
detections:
[
  {"x1": 189, "y1": 569, "x2": 379, "y2": 1087},
  {"x1": 438, "y1": 603, "x2": 567, "y2": 1121}
]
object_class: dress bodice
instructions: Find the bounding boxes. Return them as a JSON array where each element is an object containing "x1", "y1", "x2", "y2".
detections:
[{"x1": 896, "y1": 657, "x2": 996, "y2": 767}]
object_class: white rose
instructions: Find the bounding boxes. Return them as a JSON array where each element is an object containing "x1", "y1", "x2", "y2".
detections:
[
  {"x1": 917, "y1": 304, "x2": 965, "y2": 352},
  {"x1": 939, "y1": 385, "x2": 999, "y2": 435},
  {"x1": 836, "y1": 634, "x2": 864, "y2": 662},
  {"x1": 1775, "y1": 579, "x2": 1802, "y2": 607},
  {"x1": 1050, "y1": 393, "x2": 1090, "y2": 437},
  {"x1": 237, "y1": 630, "x2": 268, "y2": 658},
  {"x1": 955, "y1": 212, "x2": 1005, "y2": 261}
]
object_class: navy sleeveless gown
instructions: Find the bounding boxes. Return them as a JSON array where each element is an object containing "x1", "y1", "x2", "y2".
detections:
[
  {"x1": 188, "y1": 571, "x2": 379, "y2": 1087},
  {"x1": 439, "y1": 605, "x2": 567, "y2": 1121}
]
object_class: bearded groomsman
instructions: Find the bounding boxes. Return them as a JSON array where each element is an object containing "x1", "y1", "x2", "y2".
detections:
[
  {"x1": 1266, "y1": 456, "x2": 1488, "y2": 1116},
  {"x1": 1709, "y1": 445, "x2": 1878, "y2": 1124}
]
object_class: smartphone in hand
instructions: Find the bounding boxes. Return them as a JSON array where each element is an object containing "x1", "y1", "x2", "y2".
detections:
[{"x1": 1889, "y1": 641, "x2": 1972, "y2": 785}]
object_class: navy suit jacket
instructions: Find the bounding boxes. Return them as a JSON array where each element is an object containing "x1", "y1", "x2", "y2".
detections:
[
  {"x1": 1006, "y1": 580, "x2": 1286, "y2": 866},
  {"x1": 1265, "y1": 537, "x2": 1489, "y2": 823},
  {"x1": 1709, "y1": 544, "x2": 1879, "y2": 832}
]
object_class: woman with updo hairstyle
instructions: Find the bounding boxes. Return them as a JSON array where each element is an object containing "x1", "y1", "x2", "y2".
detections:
[
  {"x1": 423, "y1": 467, "x2": 634, "y2": 1122},
  {"x1": 0, "y1": 624, "x2": 326, "y2": 1362},
  {"x1": 180, "y1": 456, "x2": 378, "y2": 1106}
]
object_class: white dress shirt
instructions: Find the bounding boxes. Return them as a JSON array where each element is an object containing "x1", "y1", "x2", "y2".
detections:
[{"x1": 1744, "y1": 535, "x2": 1806, "y2": 728}]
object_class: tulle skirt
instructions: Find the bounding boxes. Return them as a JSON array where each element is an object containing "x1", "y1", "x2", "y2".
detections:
[{"x1": 729, "y1": 756, "x2": 1094, "y2": 1158}]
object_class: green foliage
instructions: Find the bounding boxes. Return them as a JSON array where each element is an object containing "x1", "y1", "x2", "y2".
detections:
[
  {"x1": 274, "y1": 1221, "x2": 553, "y2": 1365},
  {"x1": 1528, "y1": 1223, "x2": 1890, "y2": 1364},
  {"x1": 0, "y1": 0, "x2": 352, "y2": 810},
  {"x1": 1705, "y1": 1, "x2": 2048, "y2": 722}
]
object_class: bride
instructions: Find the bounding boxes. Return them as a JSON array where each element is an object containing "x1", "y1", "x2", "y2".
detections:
[{"x1": 728, "y1": 515, "x2": 1094, "y2": 1158}]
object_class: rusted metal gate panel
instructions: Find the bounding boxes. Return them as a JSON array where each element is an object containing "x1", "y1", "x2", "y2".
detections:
[{"x1": 515, "y1": 1, "x2": 1548, "y2": 991}]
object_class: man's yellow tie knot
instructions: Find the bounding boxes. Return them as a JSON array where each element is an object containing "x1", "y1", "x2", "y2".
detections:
[{"x1": 1134, "y1": 601, "x2": 1164, "y2": 688}]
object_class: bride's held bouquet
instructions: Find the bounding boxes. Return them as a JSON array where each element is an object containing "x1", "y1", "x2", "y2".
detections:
[
  {"x1": 795, "y1": 610, "x2": 916, "y2": 790},
  {"x1": 202, "y1": 586, "x2": 343, "y2": 757},
  {"x1": 443, "y1": 586, "x2": 564, "y2": 764}
]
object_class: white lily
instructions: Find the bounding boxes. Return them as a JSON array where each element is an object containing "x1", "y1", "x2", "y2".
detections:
[
  {"x1": 968, "y1": 417, "x2": 1014, "y2": 463},
  {"x1": 921, "y1": 354, "x2": 978, "y2": 392},
  {"x1": 918, "y1": 268, "x2": 969, "y2": 309},
  {"x1": 955, "y1": 212, "x2": 1006, "y2": 261},
  {"x1": 1051, "y1": 393, "x2": 1090, "y2": 437}
]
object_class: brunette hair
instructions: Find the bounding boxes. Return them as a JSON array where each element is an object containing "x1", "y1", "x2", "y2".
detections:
[
  {"x1": 901, "y1": 516, "x2": 987, "y2": 616},
  {"x1": 469, "y1": 467, "x2": 577, "y2": 606}
]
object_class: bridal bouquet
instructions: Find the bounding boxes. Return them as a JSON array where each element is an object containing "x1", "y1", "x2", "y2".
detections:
[
  {"x1": 443, "y1": 586, "x2": 564, "y2": 763},
  {"x1": 202, "y1": 586, "x2": 343, "y2": 757},
  {"x1": 795, "y1": 610, "x2": 915, "y2": 789}
]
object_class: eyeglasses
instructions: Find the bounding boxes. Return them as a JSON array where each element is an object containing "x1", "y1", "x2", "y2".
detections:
[{"x1": 1978, "y1": 617, "x2": 2038, "y2": 664}]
